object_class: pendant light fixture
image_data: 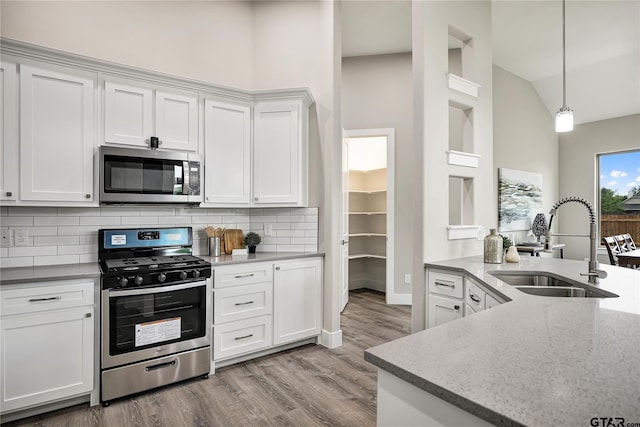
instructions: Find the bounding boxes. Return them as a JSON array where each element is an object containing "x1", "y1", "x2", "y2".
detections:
[{"x1": 555, "y1": 0, "x2": 573, "y2": 132}]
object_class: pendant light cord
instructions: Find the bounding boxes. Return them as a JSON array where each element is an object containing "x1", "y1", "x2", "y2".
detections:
[{"x1": 562, "y1": 0, "x2": 567, "y2": 109}]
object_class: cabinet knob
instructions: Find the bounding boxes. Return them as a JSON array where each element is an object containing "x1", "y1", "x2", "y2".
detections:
[
  {"x1": 85, "y1": 313, "x2": 92, "y2": 318},
  {"x1": 275, "y1": 266, "x2": 280, "y2": 270},
  {"x1": 6, "y1": 191, "x2": 12, "y2": 197},
  {"x1": 85, "y1": 194, "x2": 91, "y2": 199},
  {"x1": 254, "y1": 197, "x2": 259, "y2": 202}
]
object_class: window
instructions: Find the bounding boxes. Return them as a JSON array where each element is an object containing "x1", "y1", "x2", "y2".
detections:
[{"x1": 597, "y1": 150, "x2": 640, "y2": 244}]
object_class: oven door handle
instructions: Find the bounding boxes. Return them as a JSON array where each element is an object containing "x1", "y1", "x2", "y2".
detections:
[{"x1": 107, "y1": 280, "x2": 207, "y2": 297}]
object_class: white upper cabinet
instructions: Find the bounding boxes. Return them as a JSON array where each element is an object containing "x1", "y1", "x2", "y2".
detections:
[
  {"x1": 253, "y1": 100, "x2": 308, "y2": 206},
  {"x1": 19, "y1": 64, "x2": 96, "y2": 203},
  {"x1": 0, "y1": 60, "x2": 18, "y2": 202},
  {"x1": 104, "y1": 79, "x2": 198, "y2": 152},
  {"x1": 203, "y1": 98, "x2": 251, "y2": 205}
]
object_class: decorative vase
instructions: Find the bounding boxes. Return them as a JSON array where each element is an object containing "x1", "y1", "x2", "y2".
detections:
[
  {"x1": 248, "y1": 245, "x2": 256, "y2": 254},
  {"x1": 484, "y1": 229, "x2": 503, "y2": 263},
  {"x1": 505, "y1": 245, "x2": 520, "y2": 263}
]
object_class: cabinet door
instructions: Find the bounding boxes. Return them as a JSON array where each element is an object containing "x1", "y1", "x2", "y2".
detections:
[
  {"x1": 0, "y1": 306, "x2": 94, "y2": 412},
  {"x1": 203, "y1": 99, "x2": 251, "y2": 205},
  {"x1": 20, "y1": 65, "x2": 95, "y2": 202},
  {"x1": 253, "y1": 100, "x2": 307, "y2": 206},
  {"x1": 428, "y1": 294, "x2": 463, "y2": 328},
  {"x1": 104, "y1": 80, "x2": 153, "y2": 147},
  {"x1": 485, "y1": 294, "x2": 502, "y2": 309},
  {"x1": 155, "y1": 90, "x2": 198, "y2": 151},
  {"x1": 273, "y1": 258, "x2": 322, "y2": 346},
  {"x1": 0, "y1": 60, "x2": 18, "y2": 201}
]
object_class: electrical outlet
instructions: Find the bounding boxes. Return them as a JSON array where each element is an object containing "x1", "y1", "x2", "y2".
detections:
[
  {"x1": 264, "y1": 223, "x2": 273, "y2": 236},
  {"x1": 404, "y1": 274, "x2": 411, "y2": 284},
  {"x1": 1, "y1": 229, "x2": 11, "y2": 247},
  {"x1": 14, "y1": 228, "x2": 27, "y2": 246}
]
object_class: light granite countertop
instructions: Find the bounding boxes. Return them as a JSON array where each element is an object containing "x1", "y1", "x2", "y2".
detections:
[
  {"x1": 365, "y1": 256, "x2": 640, "y2": 426},
  {"x1": 0, "y1": 252, "x2": 324, "y2": 285}
]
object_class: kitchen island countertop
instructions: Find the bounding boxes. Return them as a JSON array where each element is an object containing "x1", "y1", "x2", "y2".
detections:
[{"x1": 365, "y1": 256, "x2": 640, "y2": 426}]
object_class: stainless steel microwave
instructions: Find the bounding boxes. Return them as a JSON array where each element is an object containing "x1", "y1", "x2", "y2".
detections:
[{"x1": 99, "y1": 146, "x2": 203, "y2": 205}]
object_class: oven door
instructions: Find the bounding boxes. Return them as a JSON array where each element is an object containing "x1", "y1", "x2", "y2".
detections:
[{"x1": 101, "y1": 279, "x2": 211, "y2": 370}]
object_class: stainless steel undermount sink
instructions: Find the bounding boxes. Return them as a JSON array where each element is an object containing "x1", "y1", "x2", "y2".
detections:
[{"x1": 488, "y1": 271, "x2": 618, "y2": 298}]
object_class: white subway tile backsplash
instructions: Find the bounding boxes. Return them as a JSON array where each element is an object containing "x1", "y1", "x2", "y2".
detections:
[
  {"x1": 0, "y1": 256, "x2": 34, "y2": 268},
  {"x1": 0, "y1": 206, "x2": 319, "y2": 268},
  {"x1": 34, "y1": 235, "x2": 80, "y2": 246},
  {"x1": 34, "y1": 254, "x2": 79, "y2": 266},
  {"x1": 9, "y1": 246, "x2": 56, "y2": 257},
  {"x1": 9, "y1": 207, "x2": 57, "y2": 216},
  {"x1": 34, "y1": 216, "x2": 79, "y2": 226},
  {"x1": 2, "y1": 216, "x2": 34, "y2": 226},
  {"x1": 58, "y1": 207, "x2": 100, "y2": 216},
  {"x1": 58, "y1": 244, "x2": 96, "y2": 255},
  {"x1": 80, "y1": 216, "x2": 121, "y2": 226}
]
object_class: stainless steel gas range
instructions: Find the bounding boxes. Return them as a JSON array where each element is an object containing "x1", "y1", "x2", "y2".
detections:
[{"x1": 98, "y1": 227, "x2": 211, "y2": 405}]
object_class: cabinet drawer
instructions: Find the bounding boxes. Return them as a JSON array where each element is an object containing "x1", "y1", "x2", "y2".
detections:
[
  {"x1": 213, "y1": 315, "x2": 272, "y2": 360},
  {"x1": 214, "y1": 282, "x2": 272, "y2": 324},
  {"x1": 428, "y1": 271, "x2": 464, "y2": 299},
  {"x1": 466, "y1": 279, "x2": 486, "y2": 312},
  {"x1": 1, "y1": 280, "x2": 94, "y2": 316},
  {"x1": 213, "y1": 262, "x2": 273, "y2": 288}
]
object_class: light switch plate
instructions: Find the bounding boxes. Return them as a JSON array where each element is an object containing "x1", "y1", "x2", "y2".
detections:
[{"x1": 14, "y1": 228, "x2": 27, "y2": 246}]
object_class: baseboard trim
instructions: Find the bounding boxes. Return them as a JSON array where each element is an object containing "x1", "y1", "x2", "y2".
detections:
[
  {"x1": 320, "y1": 329, "x2": 342, "y2": 348},
  {"x1": 387, "y1": 293, "x2": 412, "y2": 305}
]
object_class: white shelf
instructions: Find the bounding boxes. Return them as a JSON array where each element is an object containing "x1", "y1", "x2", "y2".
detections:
[
  {"x1": 349, "y1": 211, "x2": 386, "y2": 215},
  {"x1": 446, "y1": 150, "x2": 480, "y2": 168},
  {"x1": 348, "y1": 254, "x2": 386, "y2": 260},
  {"x1": 447, "y1": 73, "x2": 481, "y2": 98},
  {"x1": 349, "y1": 189, "x2": 387, "y2": 194},
  {"x1": 349, "y1": 233, "x2": 386, "y2": 237},
  {"x1": 447, "y1": 225, "x2": 483, "y2": 240}
]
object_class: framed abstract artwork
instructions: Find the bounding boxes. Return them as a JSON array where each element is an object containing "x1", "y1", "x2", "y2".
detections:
[{"x1": 498, "y1": 168, "x2": 543, "y2": 231}]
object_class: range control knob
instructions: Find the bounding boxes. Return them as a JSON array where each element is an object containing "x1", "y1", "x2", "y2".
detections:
[
  {"x1": 134, "y1": 275, "x2": 144, "y2": 286},
  {"x1": 157, "y1": 272, "x2": 167, "y2": 283},
  {"x1": 118, "y1": 276, "x2": 129, "y2": 287},
  {"x1": 192, "y1": 270, "x2": 201, "y2": 279},
  {"x1": 180, "y1": 271, "x2": 188, "y2": 281}
]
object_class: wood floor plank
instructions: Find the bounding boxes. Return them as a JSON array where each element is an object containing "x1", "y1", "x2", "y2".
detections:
[{"x1": 3, "y1": 290, "x2": 410, "y2": 427}]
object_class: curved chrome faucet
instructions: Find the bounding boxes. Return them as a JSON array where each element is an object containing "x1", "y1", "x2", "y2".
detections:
[{"x1": 545, "y1": 197, "x2": 607, "y2": 284}]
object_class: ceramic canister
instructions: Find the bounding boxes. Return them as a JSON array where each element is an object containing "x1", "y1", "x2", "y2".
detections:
[{"x1": 484, "y1": 229, "x2": 503, "y2": 263}]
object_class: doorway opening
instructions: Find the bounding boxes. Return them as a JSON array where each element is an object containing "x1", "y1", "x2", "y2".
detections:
[{"x1": 341, "y1": 129, "x2": 396, "y2": 311}]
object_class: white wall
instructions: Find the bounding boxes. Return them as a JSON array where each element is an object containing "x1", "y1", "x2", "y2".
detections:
[
  {"x1": 558, "y1": 114, "x2": 640, "y2": 261},
  {"x1": 0, "y1": 1, "x2": 254, "y2": 88},
  {"x1": 493, "y1": 65, "x2": 559, "y2": 244},
  {"x1": 412, "y1": 1, "x2": 494, "y2": 331},
  {"x1": 341, "y1": 53, "x2": 413, "y2": 297}
]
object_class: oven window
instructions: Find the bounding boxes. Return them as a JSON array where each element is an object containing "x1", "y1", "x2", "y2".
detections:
[
  {"x1": 109, "y1": 285, "x2": 206, "y2": 355},
  {"x1": 104, "y1": 155, "x2": 184, "y2": 195}
]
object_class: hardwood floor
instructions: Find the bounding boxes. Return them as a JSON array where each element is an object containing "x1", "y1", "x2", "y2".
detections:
[{"x1": 3, "y1": 290, "x2": 411, "y2": 427}]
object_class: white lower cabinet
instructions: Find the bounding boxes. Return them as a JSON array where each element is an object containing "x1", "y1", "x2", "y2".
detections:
[
  {"x1": 0, "y1": 280, "x2": 95, "y2": 414},
  {"x1": 273, "y1": 258, "x2": 323, "y2": 346},
  {"x1": 212, "y1": 257, "x2": 323, "y2": 364},
  {"x1": 427, "y1": 268, "x2": 505, "y2": 328}
]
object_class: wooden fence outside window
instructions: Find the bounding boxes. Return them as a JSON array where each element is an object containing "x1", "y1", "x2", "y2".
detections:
[{"x1": 600, "y1": 214, "x2": 640, "y2": 244}]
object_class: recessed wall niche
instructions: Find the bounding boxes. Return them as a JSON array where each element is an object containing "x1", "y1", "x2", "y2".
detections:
[
  {"x1": 448, "y1": 26, "x2": 474, "y2": 82},
  {"x1": 447, "y1": 175, "x2": 480, "y2": 240}
]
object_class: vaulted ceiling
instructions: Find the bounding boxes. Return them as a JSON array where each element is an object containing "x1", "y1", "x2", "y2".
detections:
[{"x1": 341, "y1": 0, "x2": 640, "y2": 126}]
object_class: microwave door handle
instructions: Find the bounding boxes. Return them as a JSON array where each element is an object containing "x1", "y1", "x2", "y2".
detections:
[{"x1": 182, "y1": 161, "x2": 190, "y2": 195}]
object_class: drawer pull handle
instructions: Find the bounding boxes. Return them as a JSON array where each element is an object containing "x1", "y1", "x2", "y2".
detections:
[
  {"x1": 234, "y1": 300, "x2": 255, "y2": 306},
  {"x1": 454, "y1": 305, "x2": 460, "y2": 310},
  {"x1": 145, "y1": 360, "x2": 176, "y2": 372},
  {"x1": 234, "y1": 334, "x2": 254, "y2": 340},
  {"x1": 435, "y1": 281, "x2": 455, "y2": 289},
  {"x1": 469, "y1": 294, "x2": 481, "y2": 303},
  {"x1": 234, "y1": 273, "x2": 255, "y2": 279},
  {"x1": 29, "y1": 296, "x2": 60, "y2": 303}
]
